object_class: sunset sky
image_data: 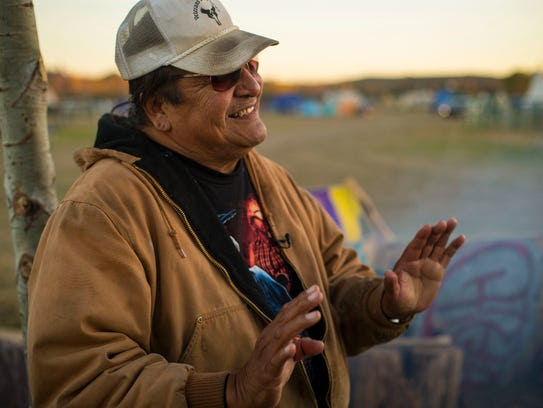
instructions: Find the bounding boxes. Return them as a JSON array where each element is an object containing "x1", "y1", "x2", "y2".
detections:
[{"x1": 33, "y1": 0, "x2": 543, "y2": 84}]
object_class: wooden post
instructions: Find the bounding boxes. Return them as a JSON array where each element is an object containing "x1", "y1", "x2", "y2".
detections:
[{"x1": 345, "y1": 176, "x2": 395, "y2": 243}]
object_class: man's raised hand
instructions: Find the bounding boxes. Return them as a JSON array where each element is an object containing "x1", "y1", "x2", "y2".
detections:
[{"x1": 381, "y1": 218, "x2": 465, "y2": 320}]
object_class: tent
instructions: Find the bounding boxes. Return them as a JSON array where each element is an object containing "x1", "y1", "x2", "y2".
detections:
[{"x1": 523, "y1": 73, "x2": 543, "y2": 108}]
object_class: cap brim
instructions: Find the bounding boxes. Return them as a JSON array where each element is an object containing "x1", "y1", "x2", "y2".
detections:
[{"x1": 169, "y1": 29, "x2": 278, "y2": 75}]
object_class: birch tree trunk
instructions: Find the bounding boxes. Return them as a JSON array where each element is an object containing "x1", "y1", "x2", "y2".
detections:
[{"x1": 0, "y1": 0, "x2": 58, "y2": 346}]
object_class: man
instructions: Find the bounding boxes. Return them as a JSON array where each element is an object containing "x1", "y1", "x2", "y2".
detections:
[{"x1": 27, "y1": 0, "x2": 465, "y2": 406}]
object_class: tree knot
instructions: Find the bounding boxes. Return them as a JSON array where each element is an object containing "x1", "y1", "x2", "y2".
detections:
[
  {"x1": 14, "y1": 193, "x2": 37, "y2": 216},
  {"x1": 18, "y1": 253, "x2": 34, "y2": 282}
]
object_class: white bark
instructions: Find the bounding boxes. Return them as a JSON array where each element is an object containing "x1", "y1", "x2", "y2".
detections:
[{"x1": 0, "y1": 0, "x2": 58, "y2": 346}]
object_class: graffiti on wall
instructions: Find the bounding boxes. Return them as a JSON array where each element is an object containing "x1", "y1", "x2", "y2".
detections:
[{"x1": 373, "y1": 239, "x2": 543, "y2": 388}]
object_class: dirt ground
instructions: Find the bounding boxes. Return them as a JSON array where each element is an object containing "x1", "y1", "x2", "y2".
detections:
[{"x1": 259, "y1": 112, "x2": 543, "y2": 242}]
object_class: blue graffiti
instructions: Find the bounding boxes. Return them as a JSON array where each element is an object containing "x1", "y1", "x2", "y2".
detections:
[{"x1": 372, "y1": 239, "x2": 543, "y2": 388}]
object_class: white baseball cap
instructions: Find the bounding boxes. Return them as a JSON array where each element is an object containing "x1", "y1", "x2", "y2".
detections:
[{"x1": 115, "y1": 0, "x2": 279, "y2": 80}]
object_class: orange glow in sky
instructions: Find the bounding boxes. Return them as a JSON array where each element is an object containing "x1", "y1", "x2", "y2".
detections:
[{"x1": 34, "y1": 0, "x2": 543, "y2": 84}]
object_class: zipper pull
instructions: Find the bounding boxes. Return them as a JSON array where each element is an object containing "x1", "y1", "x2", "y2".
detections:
[{"x1": 168, "y1": 229, "x2": 187, "y2": 258}]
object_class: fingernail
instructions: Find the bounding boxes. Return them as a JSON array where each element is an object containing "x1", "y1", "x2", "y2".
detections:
[
  {"x1": 307, "y1": 291, "x2": 319, "y2": 301},
  {"x1": 306, "y1": 285, "x2": 318, "y2": 294},
  {"x1": 305, "y1": 310, "x2": 320, "y2": 320}
]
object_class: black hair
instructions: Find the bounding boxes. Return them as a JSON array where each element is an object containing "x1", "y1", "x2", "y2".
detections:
[{"x1": 113, "y1": 65, "x2": 186, "y2": 128}]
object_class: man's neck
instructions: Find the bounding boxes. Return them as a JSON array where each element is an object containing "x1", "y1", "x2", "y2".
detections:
[{"x1": 141, "y1": 125, "x2": 245, "y2": 174}]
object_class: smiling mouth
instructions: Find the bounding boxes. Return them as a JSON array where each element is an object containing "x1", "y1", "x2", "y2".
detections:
[{"x1": 229, "y1": 106, "x2": 255, "y2": 118}]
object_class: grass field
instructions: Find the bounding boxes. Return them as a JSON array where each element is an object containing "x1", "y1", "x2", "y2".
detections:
[{"x1": 1, "y1": 111, "x2": 542, "y2": 329}]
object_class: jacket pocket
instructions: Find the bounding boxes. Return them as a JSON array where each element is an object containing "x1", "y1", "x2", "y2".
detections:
[{"x1": 180, "y1": 303, "x2": 261, "y2": 371}]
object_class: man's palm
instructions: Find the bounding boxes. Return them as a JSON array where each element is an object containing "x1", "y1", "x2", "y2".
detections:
[{"x1": 382, "y1": 219, "x2": 465, "y2": 318}]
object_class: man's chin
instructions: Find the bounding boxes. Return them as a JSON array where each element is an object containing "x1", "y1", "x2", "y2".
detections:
[{"x1": 235, "y1": 127, "x2": 267, "y2": 148}]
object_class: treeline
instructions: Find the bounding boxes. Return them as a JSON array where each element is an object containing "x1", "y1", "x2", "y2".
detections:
[
  {"x1": 48, "y1": 72, "x2": 127, "y2": 98},
  {"x1": 48, "y1": 70, "x2": 534, "y2": 99},
  {"x1": 265, "y1": 72, "x2": 535, "y2": 98}
]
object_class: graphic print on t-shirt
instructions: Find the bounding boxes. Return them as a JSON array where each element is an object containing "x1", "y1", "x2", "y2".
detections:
[{"x1": 219, "y1": 193, "x2": 296, "y2": 316}]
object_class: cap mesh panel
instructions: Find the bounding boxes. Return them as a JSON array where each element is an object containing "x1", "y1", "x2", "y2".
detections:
[{"x1": 121, "y1": 5, "x2": 167, "y2": 58}]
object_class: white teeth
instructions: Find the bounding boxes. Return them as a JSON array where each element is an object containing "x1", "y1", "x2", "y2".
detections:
[{"x1": 231, "y1": 106, "x2": 255, "y2": 118}]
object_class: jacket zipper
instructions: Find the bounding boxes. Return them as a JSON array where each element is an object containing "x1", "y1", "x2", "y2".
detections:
[
  {"x1": 134, "y1": 165, "x2": 272, "y2": 325},
  {"x1": 243, "y1": 159, "x2": 332, "y2": 408},
  {"x1": 274, "y1": 235, "x2": 332, "y2": 408}
]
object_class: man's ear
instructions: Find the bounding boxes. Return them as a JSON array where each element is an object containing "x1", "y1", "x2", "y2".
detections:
[{"x1": 143, "y1": 95, "x2": 172, "y2": 132}]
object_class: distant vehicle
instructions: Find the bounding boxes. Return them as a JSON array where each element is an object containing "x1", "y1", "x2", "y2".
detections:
[{"x1": 433, "y1": 89, "x2": 468, "y2": 118}]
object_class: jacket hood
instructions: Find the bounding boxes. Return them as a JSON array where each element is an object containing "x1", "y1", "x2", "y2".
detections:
[
  {"x1": 94, "y1": 114, "x2": 146, "y2": 153},
  {"x1": 74, "y1": 114, "x2": 148, "y2": 170}
]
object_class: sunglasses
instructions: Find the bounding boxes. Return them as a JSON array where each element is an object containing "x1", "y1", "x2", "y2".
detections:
[{"x1": 179, "y1": 59, "x2": 260, "y2": 92}]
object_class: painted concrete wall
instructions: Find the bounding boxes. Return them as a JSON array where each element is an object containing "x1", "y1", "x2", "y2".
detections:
[{"x1": 372, "y1": 237, "x2": 543, "y2": 390}]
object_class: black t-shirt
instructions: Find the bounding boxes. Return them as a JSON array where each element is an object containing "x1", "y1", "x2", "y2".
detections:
[{"x1": 179, "y1": 155, "x2": 303, "y2": 313}]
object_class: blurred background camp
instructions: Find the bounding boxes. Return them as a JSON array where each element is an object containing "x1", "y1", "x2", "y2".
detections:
[{"x1": 1, "y1": 0, "x2": 542, "y2": 406}]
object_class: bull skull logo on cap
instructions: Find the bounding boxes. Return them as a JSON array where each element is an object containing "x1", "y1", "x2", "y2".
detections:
[{"x1": 200, "y1": 0, "x2": 221, "y2": 25}]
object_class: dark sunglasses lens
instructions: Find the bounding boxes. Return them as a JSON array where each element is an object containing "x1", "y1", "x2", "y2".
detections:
[
  {"x1": 211, "y1": 69, "x2": 242, "y2": 91},
  {"x1": 209, "y1": 60, "x2": 259, "y2": 92}
]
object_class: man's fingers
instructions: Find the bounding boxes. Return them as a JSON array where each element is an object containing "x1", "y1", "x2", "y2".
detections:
[
  {"x1": 396, "y1": 218, "x2": 463, "y2": 270},
  {"x1": 420, "y1": 220, "x2": 448, "y2": 258},
  {"x1": 273, "y1": 309, "x2": 322, "y2": 351},
  {"x1": 440, "y1": 234, "x2": 466, "y2": 268},
  {"x1": 273, "y1": 285, "x2": 321, "y2": 325},
  {"x1": 266, "y1": 342, "x2": 297, "y2": 377},
  {"x1": 293, "y1": 337, "x2": 324, "y2": 361},
  {"x1": 394, "y1": 224, "x2": 432, "y2": 268},
  {"x1": 429, "y1": 218, "x2": 458, "y2": 260},
  {"x1": 266, "y1": 336, "x2": 324, "y2": 373},
  {"x1": 260, "y1": 285, "x2": 323, "y2": 356}
]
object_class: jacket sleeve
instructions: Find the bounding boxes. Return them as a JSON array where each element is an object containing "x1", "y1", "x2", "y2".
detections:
[
  {"x1": 300, "y1": 189, "x2": 411, "y2": 356},
  {"x1": 27, "y1": 200, "x2": 227, "y2": 407}
]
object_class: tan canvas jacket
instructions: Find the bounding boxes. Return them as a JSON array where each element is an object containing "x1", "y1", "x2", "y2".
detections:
[{"x1": 28, "y1": 145, "x2": 409, "y2": 407}]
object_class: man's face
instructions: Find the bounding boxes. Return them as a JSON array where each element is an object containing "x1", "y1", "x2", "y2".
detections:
[{"x1": 161, "y1": 63, "x2": 267, "y2": 170}]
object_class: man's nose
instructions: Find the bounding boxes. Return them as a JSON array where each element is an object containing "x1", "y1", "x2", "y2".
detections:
[{"x1": 235, "y1": 65, "x2": 262, "y2": 96}]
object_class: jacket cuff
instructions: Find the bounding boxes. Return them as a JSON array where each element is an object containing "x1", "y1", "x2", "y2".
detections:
[
  {"x1": 185, "y1": 371, "x2": 229, "y2": 408},
  {"x1": 367, "y1": 282, "x2": 412, "y2": 329}
]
